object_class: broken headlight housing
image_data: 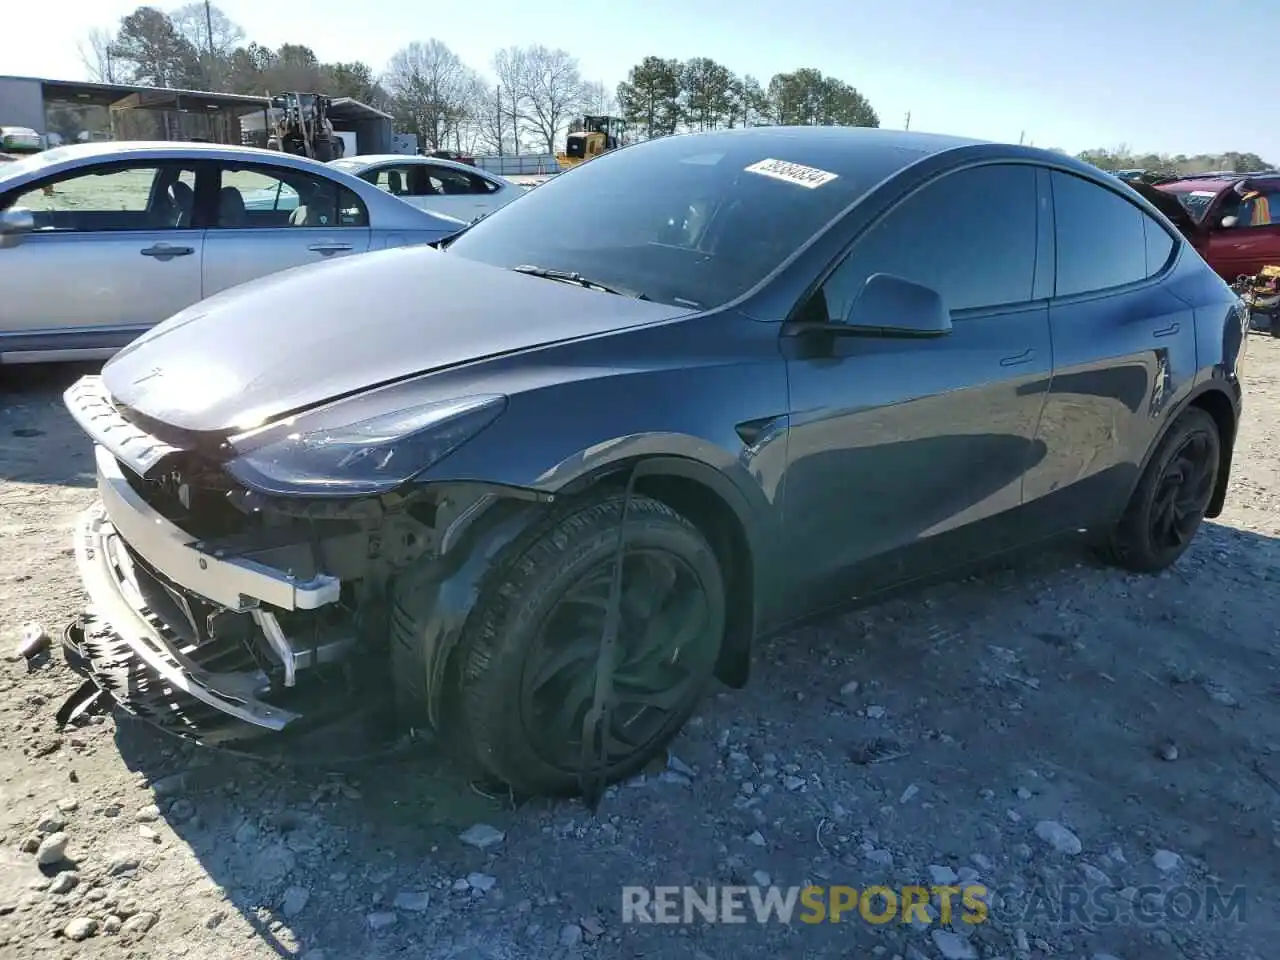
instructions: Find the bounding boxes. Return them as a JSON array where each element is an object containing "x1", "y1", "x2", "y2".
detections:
[{"x1": 225, "y1": 395, "x2": 507, "y2": 497}]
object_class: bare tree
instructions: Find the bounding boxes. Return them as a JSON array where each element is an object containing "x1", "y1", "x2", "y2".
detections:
[
  {"x1": 169, "y1": 2, "x2": 244, "y2": 58},
  {"x1": 519, "y1": 46, "x2": 587, "y2": 154},
  {"x1": 77, "y1": 27, "x2": 119, "y2": 84},
  {"x1": 384, "y1": 40, "x2": 480, "y2": 152},
  {"x1": 451, "y1": 75, "x2": 491, "y2": 154},
  {"x1": 168, "y1": 2, "x2": 244, "y2": 88},
  {"x1": 470, "y1": 82, "x2": 507, "y2": 156},
  {"x1": 490, "y1": 46, "x2": 529, "y2": 155},
  {"x1": 581, "y1": 80, "x2": 617, "y2": 117}
]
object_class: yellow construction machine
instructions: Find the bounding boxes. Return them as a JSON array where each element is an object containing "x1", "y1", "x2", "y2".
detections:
[{"x1": 555, "y1": 115, "x2": 625, "y2": 171}]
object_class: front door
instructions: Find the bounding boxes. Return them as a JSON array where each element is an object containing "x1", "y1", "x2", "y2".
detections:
[
  {"x1": 1022, "y1": 170, "x2": 1200, "y2": 532},
  {"x1": 201, "y1": 163, "x2": 372, "y2": 298},
  {"x1": 0, "y1": 160, "x2": 203, "y2": 356},
  {"x1": 781, "y1": 163, "x2": 1053, "y2": 616}
]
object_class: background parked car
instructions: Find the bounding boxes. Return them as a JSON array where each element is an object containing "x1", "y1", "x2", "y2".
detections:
[
  {"x1": 1155, "y1": 173, "x2": 1280, "y2": 280},
  {"x1": 0, "y1": 141, "x2": 465, "y2": 364},
  {"x1": 328, "y1": 154, "x2": 522, "y2": 221}
]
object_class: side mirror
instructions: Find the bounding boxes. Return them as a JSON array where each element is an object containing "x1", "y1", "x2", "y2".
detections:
[
  {"x1": 844, "y1": 273, "x2": 953, "y2": 338},
  {"x1": 1219, "y1": 215, "x2": 1239, "y2": 229},
  {"x1": 0, "y1": 207, "x2": 34, "y2": 248}
]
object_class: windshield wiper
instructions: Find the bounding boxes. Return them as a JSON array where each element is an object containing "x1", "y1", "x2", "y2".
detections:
[{"x1": 511, "y1": 264, "x2": 650, "y2": 300}]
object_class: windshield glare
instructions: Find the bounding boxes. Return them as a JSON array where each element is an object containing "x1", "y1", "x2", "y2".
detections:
[{"x1": 445, "y1": 133, "x2": 887, "y2": 309}]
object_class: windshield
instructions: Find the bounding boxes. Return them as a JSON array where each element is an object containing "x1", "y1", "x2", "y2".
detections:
[
  {"x1": 444, "y1": 131, "x2": 910, "y2": 309},
  {"x1": 1161, "y1": 187, "x2": 1220, "y2": 222}
]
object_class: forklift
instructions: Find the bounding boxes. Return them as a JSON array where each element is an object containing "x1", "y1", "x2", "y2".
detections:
[{"x1": 263, "y1": 93, "x2": 344, "y2": 161}]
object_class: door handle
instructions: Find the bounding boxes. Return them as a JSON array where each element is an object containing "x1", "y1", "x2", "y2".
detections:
[
  {"x1": 140, "y1": 244, "x2": 194, "y2": 259},
  {"x1": 308, "y1": 242, "x2": 352, "y2": 255},
  {"x1": 1153, "y1": 321, "x2": 1180, "y2": 338},
  {"x1": 999, "y1": 348, "x2": 1035, "y2": 367}
]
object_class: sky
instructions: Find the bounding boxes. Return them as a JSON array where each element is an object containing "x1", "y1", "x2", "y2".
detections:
[{"x1": 8, "y1": 0, "x2": 1277, "y2": 162}]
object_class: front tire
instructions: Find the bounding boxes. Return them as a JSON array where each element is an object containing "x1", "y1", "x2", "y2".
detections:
[
  {"x1": 1097, "y1": 407, "x2": 1220, "y2": 572},
  {"x1": 423, "y1": 493, "x2": 725, "y2": 797}
]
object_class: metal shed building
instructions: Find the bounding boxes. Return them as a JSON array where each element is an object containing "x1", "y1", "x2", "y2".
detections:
[{"x1": 0, "y1": 75, "x2": 393, "y2": 154}]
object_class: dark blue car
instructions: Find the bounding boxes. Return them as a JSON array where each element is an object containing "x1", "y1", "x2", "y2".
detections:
[{"x1": 61, "y1": 127, "x2": 1248, "y2": 798}]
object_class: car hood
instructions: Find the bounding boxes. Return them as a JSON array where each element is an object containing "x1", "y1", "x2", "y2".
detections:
[{"x1": 102, "y1": 246, "x2": 691, "y2": 435}]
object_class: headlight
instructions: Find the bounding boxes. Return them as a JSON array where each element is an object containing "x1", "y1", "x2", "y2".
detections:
[{"x1": 225, "y1": 395, "x2": 507, "y2": 497}]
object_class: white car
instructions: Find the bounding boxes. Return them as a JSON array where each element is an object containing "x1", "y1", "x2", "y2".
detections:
[{"x1": 328, "y1": 155, "x2": 522, "y2": 222}]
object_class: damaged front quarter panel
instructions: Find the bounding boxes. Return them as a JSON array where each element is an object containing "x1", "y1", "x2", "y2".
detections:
[
  {"x1": 229, "y1": 477, "x2": 550, "y2": 726},
  {"x1": 385, "y1": 493, "x2": 549, "y2": 731}
]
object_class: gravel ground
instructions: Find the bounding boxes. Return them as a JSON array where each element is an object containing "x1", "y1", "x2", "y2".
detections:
[{"x1": 1, "y1": 343, "x2": 1279, "y2": 960}]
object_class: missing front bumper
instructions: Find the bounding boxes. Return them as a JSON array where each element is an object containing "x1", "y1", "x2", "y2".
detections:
[
  {"x1": 91, "y1": 443, "x2": 340, "y2": 613},
  {"x1": 72, "y1": 500, "x2": 300, "y2": 741}
]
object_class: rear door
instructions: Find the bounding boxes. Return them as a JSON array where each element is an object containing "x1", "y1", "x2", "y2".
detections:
[
  {"x1": 781, "y1": 162, "x2": 1054, "y2": 612},
  {"x1": 1199, "y1": 181, "x2": 1280, "y2": 279},
  {"x1": 1022, "y1": 170, "x2": 1198, "y2": 532},
  {"x1": 201, "y1": 162, "x2": 372, "y2": 298},
  {"x1": 0, "y1": 159, "x2": 203, "y2": 355}
]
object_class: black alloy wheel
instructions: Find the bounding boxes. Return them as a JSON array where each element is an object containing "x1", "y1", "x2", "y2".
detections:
[
  {"x1": 519, "y1": 547, "x2": 718, "y2": 772},
  {"x1": 1147, "y1": 432, "x2": 1217, "y2": 552},
  {"x1": 433, "y1": 493, "x2": 726, "y2": 797},
  {"x1": 1099, "y1": 407, "x2": 1221, "y2": 573}
]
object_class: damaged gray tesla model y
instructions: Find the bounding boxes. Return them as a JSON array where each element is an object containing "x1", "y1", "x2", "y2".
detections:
[{"x1": 61, "y1": 126, "x2": 1248, "y2": 799}]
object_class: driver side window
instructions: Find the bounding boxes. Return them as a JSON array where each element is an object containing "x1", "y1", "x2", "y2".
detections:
[
  {"x1": 6, "y1": 163, "x2": 199, "y2": 232},
  {"x1": 807, "y1": 164, "x2": 1039, "y2": 322}
]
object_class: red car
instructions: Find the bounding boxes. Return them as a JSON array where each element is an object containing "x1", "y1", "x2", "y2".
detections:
[{"x1": 1151, "y1": 174, "x2": 1280, "y2": 280}]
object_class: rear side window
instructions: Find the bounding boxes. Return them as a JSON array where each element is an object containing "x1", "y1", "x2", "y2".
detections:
[
  {"x1": 816, "y1": 163, "x2": 1038, "y2": 318},
  {"x1": 1143, "y1": 217, "x2": 1176, "y2": 275},
  {"x1": 1053, "y1": 172, "x2": 1159, "y2": 296}
]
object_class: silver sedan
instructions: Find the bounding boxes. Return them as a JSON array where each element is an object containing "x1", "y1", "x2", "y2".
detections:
[{"x1": 0, "y1": 141, "x2": 466, "y2": 364}]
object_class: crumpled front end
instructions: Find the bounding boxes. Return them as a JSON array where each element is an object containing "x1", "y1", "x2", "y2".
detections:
[{"x1": 62, "y1": 376, "x2": 394, "y2": 754}]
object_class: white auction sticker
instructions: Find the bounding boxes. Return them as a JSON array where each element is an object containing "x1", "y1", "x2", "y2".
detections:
[{"x1": 744, "y1": 158, "x2": 839, "y2": 189}]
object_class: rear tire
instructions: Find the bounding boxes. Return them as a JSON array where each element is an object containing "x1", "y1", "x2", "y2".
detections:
[
  {"x1": 397, "y1": 493, "x2": 726, "y2": 797},
  {"x1": 1096, "y1": 407, "x2": 1220, "y2": 573}
]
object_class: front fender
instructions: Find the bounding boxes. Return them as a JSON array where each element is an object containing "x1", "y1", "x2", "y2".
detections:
[
  {"x1": 400, "y1": 446, "x2": 779, "y2": 731},
  {"x1": 393, "y1": 497, "x2": 546, "y2": 731},
  {"x1": 1128, "y1": 378, "x2": 1240, "y2": 519}
]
